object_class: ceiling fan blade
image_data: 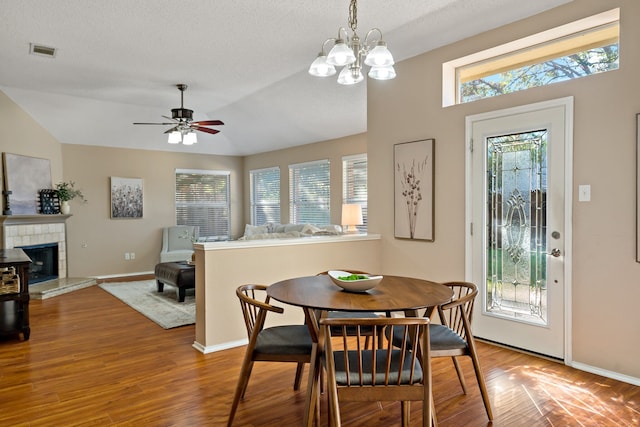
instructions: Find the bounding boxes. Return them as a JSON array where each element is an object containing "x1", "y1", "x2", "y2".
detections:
[
  {"x1": 164, "y1": 126, "x2": 179, "y2": 134},
  {"x1": 193, "y1": 126, "x2": 220, "y2": 135},
  {"x1": 133, "y1": 122, "x2": 175, "y2": 125},
  {"x1": 191, "y1": 120, "x2": 224, "y2": 126}
]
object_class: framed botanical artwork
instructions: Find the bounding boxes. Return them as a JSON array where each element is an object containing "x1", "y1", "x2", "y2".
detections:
[
  {"x1": 2, "y1": 153, "x2": 52, "y2": 215},
  {"x1": 110, "y1": 176, "x2": 143, "y2": 219},
  {"x1": 394, "y1": 138, "x2": 435, "y2": 241}
]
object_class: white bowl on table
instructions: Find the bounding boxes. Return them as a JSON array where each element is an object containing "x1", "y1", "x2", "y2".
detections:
[{"x1": 327, "y1": 270, "x2": 383, "y2": 293}]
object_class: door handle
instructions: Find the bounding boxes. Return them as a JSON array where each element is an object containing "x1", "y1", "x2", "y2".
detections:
[{"x1": 550, "y1": 248, "x2": 561, "y2": 257}]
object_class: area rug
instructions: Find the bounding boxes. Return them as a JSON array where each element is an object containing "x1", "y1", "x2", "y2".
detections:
[{"x1": 99, "y1": 280, "x2": 195, "y2": 329}]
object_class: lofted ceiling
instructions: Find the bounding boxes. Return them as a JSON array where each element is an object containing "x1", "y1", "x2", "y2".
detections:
[{"x1": 0, "y1": 0, "x2": 571, "y2": 156}]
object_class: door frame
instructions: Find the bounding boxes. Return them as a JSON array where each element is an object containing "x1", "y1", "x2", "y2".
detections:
[{"x1": 464, "y1": 97, "x2": 574, "y2": 365}]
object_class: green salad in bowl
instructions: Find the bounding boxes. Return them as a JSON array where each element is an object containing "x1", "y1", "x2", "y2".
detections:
[{"x1": 328, "y1": 270, "x2": 383, "y2": 292}]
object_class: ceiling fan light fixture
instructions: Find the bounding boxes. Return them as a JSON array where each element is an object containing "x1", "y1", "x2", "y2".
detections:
[
  {"x1": 182, "y1": 131, "x2": 197, "y2": 145},
  {"x1": 168, "y1": 131, "x2": 182, "y2": 144},
  {"x1": 134, "y1": 84, "x2": 223, "y2": 145}
]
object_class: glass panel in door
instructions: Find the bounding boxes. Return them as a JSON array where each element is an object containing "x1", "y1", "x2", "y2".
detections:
[{"x1": 486, "y1": 131, "x2": 547, "y2": 326}]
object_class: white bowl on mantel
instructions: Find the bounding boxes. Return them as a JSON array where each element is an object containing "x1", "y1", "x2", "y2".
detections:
[{"x1": 327, "y1": 270, "x2": 383, "y2": 293}]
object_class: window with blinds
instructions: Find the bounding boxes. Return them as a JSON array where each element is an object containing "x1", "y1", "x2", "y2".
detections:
[
  {"x1": 289, "y1": 160, "x2": 330, "y2": 225},
  {"x1": 250, "y1": 166, "x2": 281, "y2": 225},
  {"x1": 175, "y1": 169, "x2": 230, "y2": 240},
  {"x1": 343, "y1": 154, "x2": 368, "y2": 232}
]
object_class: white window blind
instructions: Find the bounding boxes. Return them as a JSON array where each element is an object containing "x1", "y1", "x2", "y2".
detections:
[
  {"x1": 250, "y1": 166, "x2": 281, "y2": 225},
  {"x1": 289, "y1": 160, "x2": 330, "y2": 225},
  {"x1": 343, "y1": 154, "x2": 368, "y2": 232},
  {"x1": 175, "y1": 169, "x2": 230, "y2": 240}
]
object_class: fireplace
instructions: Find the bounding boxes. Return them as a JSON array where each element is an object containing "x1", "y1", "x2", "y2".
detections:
[
  {"x1": 18, "y1": 243, "x2": 59, "y2": 284},
  {"x1": 0, "y1": 214, "x2": 69, "y2": 281}
]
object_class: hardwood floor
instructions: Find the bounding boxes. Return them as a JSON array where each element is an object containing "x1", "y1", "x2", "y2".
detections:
[{"x1": 0, "y1": 285, "x2": 638, "y2": 426}]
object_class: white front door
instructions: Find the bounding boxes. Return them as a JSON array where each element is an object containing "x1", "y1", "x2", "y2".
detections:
[{"x1": 465, "y1": 97, "x2": 573, "y2": 360}]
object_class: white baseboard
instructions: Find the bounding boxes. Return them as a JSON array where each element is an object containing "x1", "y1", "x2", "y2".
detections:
[
  {"x1": 570, "y1": 361, "x2": 640, "y2": 387},
  {"x1": 94, "y1": 271, "x2": 154, "y2": 280},
  {"x1": 192, "y1": 339, "x2": 247, "y2": 354}
]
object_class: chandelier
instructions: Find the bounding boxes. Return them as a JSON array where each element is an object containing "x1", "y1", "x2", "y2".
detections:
[{"x1": 308, "y1": 0, "x2": 396, "y2": 85}]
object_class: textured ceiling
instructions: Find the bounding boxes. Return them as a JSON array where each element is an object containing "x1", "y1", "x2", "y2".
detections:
[{"x1": 0, "y1": 0, "x2": 571, "y2": 156}]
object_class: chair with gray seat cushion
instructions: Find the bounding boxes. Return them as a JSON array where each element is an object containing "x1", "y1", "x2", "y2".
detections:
[
  {"x1": 228, "y1": 284, "x2": 312, "y2": 426},
  {"x1": 320, "y1": 316, "x2": 435, "y2": 426},
  {"x1": 387, "y1": 281, "x2": 494, "y2": 421},
  {"x1": 160, "y1": 225, "x2": 199, "y2": 262}
]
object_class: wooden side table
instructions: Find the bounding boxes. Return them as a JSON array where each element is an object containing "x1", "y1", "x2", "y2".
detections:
[{"x1": 0, "y1": 248, "x2": 32, "y2": 340}]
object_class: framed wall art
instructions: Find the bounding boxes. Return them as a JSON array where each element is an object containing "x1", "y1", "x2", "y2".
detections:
[
  {"x1": 110, "y1": 176, "x2": 143, "y2": 219},
  {"x1": 394, "y1": 138, "x2": 435, "y2": 241},
  {"x1": 2, "y1": 153, "x2": 53, "y2": 215}
]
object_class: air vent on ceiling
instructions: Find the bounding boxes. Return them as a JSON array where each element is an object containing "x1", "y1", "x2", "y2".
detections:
[{"x1": 29, "y1": 43, "x2": 56, "y2": 58}]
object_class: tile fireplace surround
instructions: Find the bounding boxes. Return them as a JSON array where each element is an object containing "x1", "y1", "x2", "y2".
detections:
[{"x1": 0, "y1": 214, "x2": 70, "y2": 280}]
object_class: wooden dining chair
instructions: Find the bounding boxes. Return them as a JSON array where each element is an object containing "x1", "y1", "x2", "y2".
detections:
[
  {"x1": 320, "y1": 316, "x2": 436, "y2": 427},
  {"x1": 387, "y1": 281, "x2": 494, "y2": 420},
  {"x1": 316, "y1": 270, "x2": 387, "y2": 348},
  {"x1": 228, "y1": 284, "x2": 313, "y2": 426}
]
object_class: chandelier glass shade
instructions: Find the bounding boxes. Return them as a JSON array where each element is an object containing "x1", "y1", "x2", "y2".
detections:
[{"x1": 308, "y1": 0, "x2": 395, "y2": 85}]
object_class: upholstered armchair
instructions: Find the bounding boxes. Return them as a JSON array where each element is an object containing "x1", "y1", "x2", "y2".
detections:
[{"x1": 160, "y1": 225, "x2": 199, "y2": 263}]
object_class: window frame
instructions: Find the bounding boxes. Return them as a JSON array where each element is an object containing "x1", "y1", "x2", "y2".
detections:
[
  {"x1": 342, "y1": 154, "x2": 368, "y2": 232},
  {"x1": 442, "y1": 8, "x2": 620, "y2": 107},
  {"x1": 249, "y1": 166, "x2": 281, "y2": 226},
  {"x1": 288, "y1": 159, "x2": 331, "y2": 225},
  {"x1": 175, "y1": 168, "x2": 231, "y2": 241}
]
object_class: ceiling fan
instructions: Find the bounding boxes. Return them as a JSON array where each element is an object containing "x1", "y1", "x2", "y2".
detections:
[{"x1": 133, "y1": 84, "x2": 223, "y2": 145}]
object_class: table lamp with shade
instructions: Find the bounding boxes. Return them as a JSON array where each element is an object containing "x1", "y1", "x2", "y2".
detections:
[{"x1": 342, "y1": 203, "x2": 363, "y2": 233}]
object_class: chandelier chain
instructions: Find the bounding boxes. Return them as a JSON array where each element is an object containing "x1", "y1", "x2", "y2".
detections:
[{"x1": 348, "y1": 0, "x2": 358, "y2": 33}]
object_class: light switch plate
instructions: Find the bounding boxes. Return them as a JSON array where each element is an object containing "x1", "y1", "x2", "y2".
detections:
[{"x1": 578, "y1": 185, "x2": 591, "y2": 202}]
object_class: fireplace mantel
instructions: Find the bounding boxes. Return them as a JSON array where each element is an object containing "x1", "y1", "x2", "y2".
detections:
[{"x1": 0, "y1": 214, "x2": 71, "y2": 226}]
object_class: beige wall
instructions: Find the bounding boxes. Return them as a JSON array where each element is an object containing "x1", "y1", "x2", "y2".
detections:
[
  {"x1": 0, "y1": 91, "x2": 63, "y2": 191},
  {"x1": 367, "y1": 0, "x2": 640, "y2": 379},
  {"x1": 60, "y1": 144, "x2": 244, "y2": 277},
  {"x1": 243, "y1": 133, "x2": 367, "y2": 226},
  {"x1": 194, "y1": 236, "x2": 382, "y2": 351}
]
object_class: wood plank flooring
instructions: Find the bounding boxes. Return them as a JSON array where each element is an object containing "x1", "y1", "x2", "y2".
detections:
[{"x1": 0, "y1": 285, "x2": 638, "y2": 426}]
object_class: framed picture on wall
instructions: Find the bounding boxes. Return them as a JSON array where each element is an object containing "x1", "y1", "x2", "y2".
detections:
[
  {"x1": 2, "y1": 153, "x2": 53, "y2": 215},
  {"x1": 394, "y1": 138, "x2": 435, "y2": 241},
  {"x1": 110, "y1": 176, "x2": 143, "y2": 219}
]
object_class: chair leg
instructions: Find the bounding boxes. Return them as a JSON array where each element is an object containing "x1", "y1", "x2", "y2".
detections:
[
  {"x1": 451, "y1": 356, "x2": 468, "y2": 394},
  {"x1": 466, "y1": 337, "x2": 494, "y2": 420},
  {"x1": 430, "y1": 397, "x2": 438, "y2": 427},
  {"x1": 294, "y1": 362, "x2": 305, "y2": 390},
  {"x1": 401, "y1": 401, "x2": 410, "y2": 427},
  {"x1": 228, "y1": 356, "x2": 255, "y2": 426},
  {"x1": 327, "y1": 379, "x2": 341, "y2": 426},
  {"x1": 239, "y1": 361, "x2": 255, "y2": 399}
]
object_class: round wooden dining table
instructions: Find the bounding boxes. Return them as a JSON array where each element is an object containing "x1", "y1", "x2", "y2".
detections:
[{"x1": 267, "y1": 274, "x2": 454, "y2": 427}]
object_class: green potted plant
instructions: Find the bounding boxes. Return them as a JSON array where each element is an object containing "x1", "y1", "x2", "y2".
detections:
[{"x1": 55, "y1": 181, "x2": 86, "y2": 214}]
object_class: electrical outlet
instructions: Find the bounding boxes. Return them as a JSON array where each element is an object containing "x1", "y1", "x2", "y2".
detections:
[
  {"x1": 124, "y1": 252, "x2": 130, "y2": 260},
  {"x1": 130, "y1": 252, "x2": 135, "y2": 260}
]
